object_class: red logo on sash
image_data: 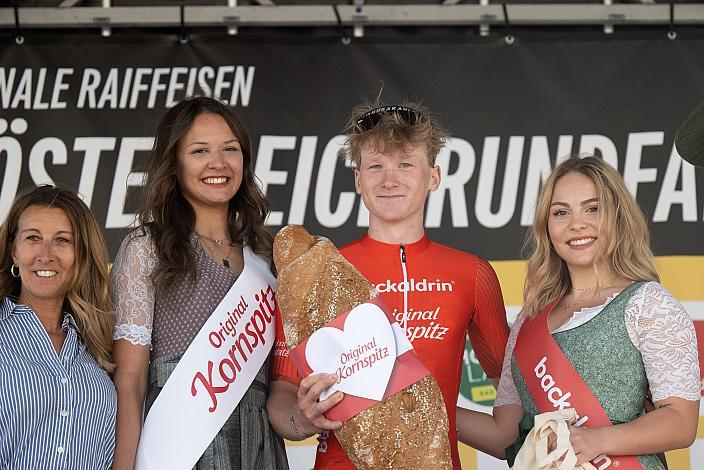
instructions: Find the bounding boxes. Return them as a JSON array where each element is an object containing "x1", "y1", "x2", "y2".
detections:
[{"x1": 514, "y1": 300, "x2": 644, "y2": 470}]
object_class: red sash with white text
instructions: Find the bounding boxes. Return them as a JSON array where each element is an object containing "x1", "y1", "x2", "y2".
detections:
[{"x1": 514, "y1": 300, "x2": 644, "y2": 470}]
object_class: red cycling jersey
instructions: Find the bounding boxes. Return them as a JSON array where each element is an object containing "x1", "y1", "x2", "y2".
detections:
[{"x1": 272, "y1": 233, "x2": 509, "y2": 469}]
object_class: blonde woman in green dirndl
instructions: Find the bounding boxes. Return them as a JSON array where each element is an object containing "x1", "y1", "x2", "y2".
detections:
[{"x1": 457, "y1": 155, "x2": 700, "y2": 469}]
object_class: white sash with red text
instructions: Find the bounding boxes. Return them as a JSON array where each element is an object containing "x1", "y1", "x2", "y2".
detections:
[
  {"x1": 514, "y1": 300, "x2": 644, "y2": 470},
  {"x1": 135, "y1": 247, "x2": 277, "y2": 470}
]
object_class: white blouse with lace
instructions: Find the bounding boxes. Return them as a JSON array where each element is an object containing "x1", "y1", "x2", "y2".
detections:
[
  {"x1": 494, "y1": 281, "x2": 701, "y2": 407},
  {"x1": 111, "y1": 231, "x2": 157, "y2": 346}
]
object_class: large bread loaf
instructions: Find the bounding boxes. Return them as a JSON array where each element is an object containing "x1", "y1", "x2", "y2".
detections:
[{"x1": 274, "y1": 225, "x2": 452, "y2": 470}]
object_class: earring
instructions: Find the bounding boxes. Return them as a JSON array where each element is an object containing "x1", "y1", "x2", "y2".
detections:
[{"x1": 10, "y1": 264, "x2": 20, "y2": 278}]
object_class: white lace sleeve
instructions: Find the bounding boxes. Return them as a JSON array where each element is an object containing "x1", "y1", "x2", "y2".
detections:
[
  {"x1": 111, "y1": 229, "x2": 157, "y2": 346},
  {"x1": 625, "y1": 281, "x2": 701, "y2": 402},
  {"x1": 494, "y1": 312, "x2": 526, "y2": 407}
]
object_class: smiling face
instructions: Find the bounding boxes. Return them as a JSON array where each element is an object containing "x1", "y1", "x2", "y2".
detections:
[
  {"x1": 548, "y1": 172, "x2": 603, "y2": 272},
  {"x1": 176, "y1": 112, "x2": 244, "y2": 213},
  {"x1": 12, "y1": 206, "x2": 75, "y2": 310},
  {"x1": 354, "y1": 144, "x2": 440, "y2": 230}
]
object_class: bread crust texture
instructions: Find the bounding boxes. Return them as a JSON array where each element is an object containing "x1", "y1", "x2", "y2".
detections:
[{"x1": 274, "y1": 225, "x2": 453, "y2": 470}]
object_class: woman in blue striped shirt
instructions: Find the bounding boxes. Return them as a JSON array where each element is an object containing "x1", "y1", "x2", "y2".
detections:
[{"x1": 0, "y1": 185, "x2": 117, "y2": 469}]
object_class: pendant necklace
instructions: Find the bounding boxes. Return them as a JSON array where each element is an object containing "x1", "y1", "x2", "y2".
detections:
[
  {"x1": 195, "y1": 231, "x2": 232, "y2": 246},
  {"x1": 196, "y1": 232, "x2": 234, "y2": 268}
]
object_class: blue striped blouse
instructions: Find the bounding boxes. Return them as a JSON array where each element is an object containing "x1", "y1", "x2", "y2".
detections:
[{"x1": 0, "y1": 297, "x2": 117, "y2": 469}]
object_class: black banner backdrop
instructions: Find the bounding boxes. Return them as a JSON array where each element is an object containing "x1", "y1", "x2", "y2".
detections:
[{"x1": 1, "y1": 34, "x2": 703, "y2": 261}]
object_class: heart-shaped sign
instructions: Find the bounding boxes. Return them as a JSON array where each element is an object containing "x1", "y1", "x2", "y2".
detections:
[{"x1": 306, "y1": 303, "x2": 397, "y2": 402}]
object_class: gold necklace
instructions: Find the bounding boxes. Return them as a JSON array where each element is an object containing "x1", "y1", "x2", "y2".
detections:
[
  {"x1": 571, "y1": 285, "x2": 613, "y2": 293},
  {"x1": 195, "y1": 231, "x2": 232, "y2": 246},
  {"x1": 561, "y1": 283, "x2": 629, "y2": 312},
  {"x1": 570, "y1": 275, "x2": 619, "y2": 293},
  {"x1": 560, "y1": 293, "x2": 596, "y2": 314},
  {"x1": 198, "y1": 235, "x2": 234, "y2": 268}
]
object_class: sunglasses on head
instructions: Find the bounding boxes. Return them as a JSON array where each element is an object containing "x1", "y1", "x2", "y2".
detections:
[{"x1": 354, "y1": 106, "x2": 424, "y2": 133}]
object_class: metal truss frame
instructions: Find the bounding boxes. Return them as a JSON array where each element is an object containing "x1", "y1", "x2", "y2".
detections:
[{"x1": 1, "y1": 4, "x2": 703, "y2": 30}]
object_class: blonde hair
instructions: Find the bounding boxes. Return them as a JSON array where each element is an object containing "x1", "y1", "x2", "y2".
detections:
[
  {"x1": 523, "y1": 156, "x2": 659, "y2": 317},
  {"x1": 0, "y1": 185, "x2": 115, "y2": 372},
  {"x1": 339, "y1": 98, "x2": 448, "y2": 168}
]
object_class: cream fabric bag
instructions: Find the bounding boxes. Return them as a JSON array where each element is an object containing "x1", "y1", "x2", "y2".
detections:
[{"x1": 511, "y1": 409, "x2": 597, "y2": 470}]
